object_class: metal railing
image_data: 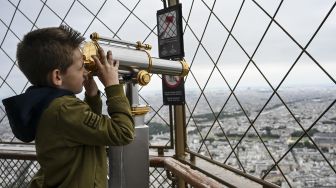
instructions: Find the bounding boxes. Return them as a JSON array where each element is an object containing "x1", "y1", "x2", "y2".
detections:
[{"x1": 0, "y1": 143, "x2": 226, "y2": 188}]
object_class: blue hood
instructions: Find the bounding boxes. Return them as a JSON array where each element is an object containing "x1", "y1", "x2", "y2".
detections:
[{"x1": 2, "y1": 86, "x2": 73, "y2": 142}]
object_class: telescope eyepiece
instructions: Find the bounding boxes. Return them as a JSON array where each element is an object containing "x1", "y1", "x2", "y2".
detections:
[{"x1": 82, "y1": 41, "x2": 100, "y2": 74}]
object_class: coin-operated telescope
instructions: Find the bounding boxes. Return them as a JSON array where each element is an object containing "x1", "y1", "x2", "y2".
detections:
[
  {"x1": 81, "y1": 33, "x2": 189, "y2": 188},
  {"x1": 82, "y1": 32, "x2": 189, "y2": 86}
]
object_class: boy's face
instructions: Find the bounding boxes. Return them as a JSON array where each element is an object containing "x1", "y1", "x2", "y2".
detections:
[{"x1": 59, "y1": 48, "x2": 86, "y2": 94}]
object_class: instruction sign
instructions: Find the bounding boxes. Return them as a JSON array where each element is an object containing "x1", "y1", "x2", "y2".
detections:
[
  {"x1": 157, "y1": 4, "x2": 186, "y2": 105},
  {"x1": 157, "y1": 4, "x2": 184, "y2": 59},
  {"x1": 162, "y1": 75, "x2": 185, "y2": 105}
]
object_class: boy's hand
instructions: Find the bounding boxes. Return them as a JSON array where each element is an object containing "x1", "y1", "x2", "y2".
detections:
[
  {"x1": 84, "y1": 74, "x2": 99, "y2": 97},
  {"x1": 92, "y1": 48, "x2": 119, "y2": 87}
]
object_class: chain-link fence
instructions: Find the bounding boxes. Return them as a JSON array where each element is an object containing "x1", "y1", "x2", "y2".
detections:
[
  {"x1": 0, "y1": 158, "x2": 39, "y2": 188},
  {"x1": 0, "y1": 156, "x2": 173, "y2": 188},
  {"x1": 150, "y1": 167, "x2": 173, "y2": 188},
  {"x1": 183, "y1": 1, "x2": 336, "y2": 187},
  {"x1": 1, "y1": 0, "x2": 335, "y2": 187}
]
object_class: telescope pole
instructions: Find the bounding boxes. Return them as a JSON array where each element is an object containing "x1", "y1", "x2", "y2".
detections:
[{"x1": 108, "y1": 83, "x2": 149, "y2": 188}]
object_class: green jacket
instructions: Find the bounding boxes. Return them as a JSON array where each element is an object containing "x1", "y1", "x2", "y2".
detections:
[{"x1": 29, "y1": 84, "x2": 135, "y2": 188}]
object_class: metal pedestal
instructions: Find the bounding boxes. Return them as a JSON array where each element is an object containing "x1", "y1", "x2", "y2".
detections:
[{"x1": 108, "y1": 83, "x2": 149, "y2": 188}]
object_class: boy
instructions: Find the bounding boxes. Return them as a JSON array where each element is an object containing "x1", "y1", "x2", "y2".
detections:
[{"x1": 2, "y1": 25, "x2": 135, "y2": 187}]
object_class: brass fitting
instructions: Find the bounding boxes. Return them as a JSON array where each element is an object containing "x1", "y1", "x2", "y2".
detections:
[
  {"x1": 131, "y1": 105, "x2": 150, "y2": 116},
  {"x1": 137, "y1": 70, "x2": 151, "y2": 86},
  {"x1": 180, "y1": 59, "x2": 189, "y2": 77},
  {"x1": 136, "y1": 41, "x2": 152, "y2": 50},
  {"x1": 141, "y1": 50, "x2": 153, "y2": 73},
  {"x1": 90, "y1": 32, "x2": 99, "y2": 41}
]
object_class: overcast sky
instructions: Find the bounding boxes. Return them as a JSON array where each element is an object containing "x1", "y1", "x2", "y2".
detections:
[{"x1": 0, "y1": 0, "x2": 335, "y2": 97}]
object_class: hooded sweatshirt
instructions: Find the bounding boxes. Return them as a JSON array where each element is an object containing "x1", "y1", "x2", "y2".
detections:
[
  {"x1": 2, "y1": 86, "x2": 73, "y2": 142},
  {"x1": 2, "y1": 85, "x2": 134, "y2": 188}
]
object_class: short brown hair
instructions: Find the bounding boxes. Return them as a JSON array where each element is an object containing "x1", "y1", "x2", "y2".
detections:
[{"x1": 16, "y1": 25, "x2": 85, "y2": 86}]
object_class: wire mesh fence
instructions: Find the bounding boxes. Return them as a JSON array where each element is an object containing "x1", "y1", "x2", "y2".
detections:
[
  {"x1": 149, "y1": 167, "x2": 173, "y2": 188},
  {"x1": 182, "y1": 1, "x2": 336, "y2": 187},
  {"x1": 0, "y1": 157, "x2": 173, "y2": 188},
  {"x1": 0, "y1": 158, "x2": 39, "y2": 188},
  {"x1": 0, "y1": 0, "x2": 335, "y2": 187}
]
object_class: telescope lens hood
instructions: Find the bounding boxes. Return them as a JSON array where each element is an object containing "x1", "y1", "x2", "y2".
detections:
[{"x1": 82, "y1": 41, "x2": 100, "y2": 74}]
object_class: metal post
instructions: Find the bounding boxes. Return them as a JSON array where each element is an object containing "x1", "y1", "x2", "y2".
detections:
[
  {"x1": 165, "y1": 0, "x2": 185, "y2": 159},
  {"x1": 109, "y1": 83, "x2": 149, "y2": 188},
  {"x1": 174, "y1": 105, "x2": 186, "y2": 159},
  {"x1": 174, "y1": 105, "x2": 186, "y2": 188},
  {"x1": 166, "y1": 0, "x2": 186, "y2": 187}
]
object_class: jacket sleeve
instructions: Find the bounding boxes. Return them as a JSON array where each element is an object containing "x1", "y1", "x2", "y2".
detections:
[
  {"x1": 59, "y1": 84, "x2": 135, "y2": 146},
  {"x1": 84, "y1": 91, "x2": 102, "y2": 115}
]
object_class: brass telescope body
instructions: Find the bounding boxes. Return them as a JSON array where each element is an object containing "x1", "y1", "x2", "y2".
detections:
[{"x1": 82, "y1": 32, "x2": 189, "y2": 86}]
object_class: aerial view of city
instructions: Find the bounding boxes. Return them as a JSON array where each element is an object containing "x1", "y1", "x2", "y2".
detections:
[
  {"x1": 1, "y1": 0, "x2": 335, "y2": 187},
  {"x1": 144, "y1": 86, "x2": 336, "y2": 187}
]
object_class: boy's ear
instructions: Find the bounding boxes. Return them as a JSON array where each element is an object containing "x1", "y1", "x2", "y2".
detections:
[{"x1": 49, "y1": 69, "x2": 63, "y2": 87}]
